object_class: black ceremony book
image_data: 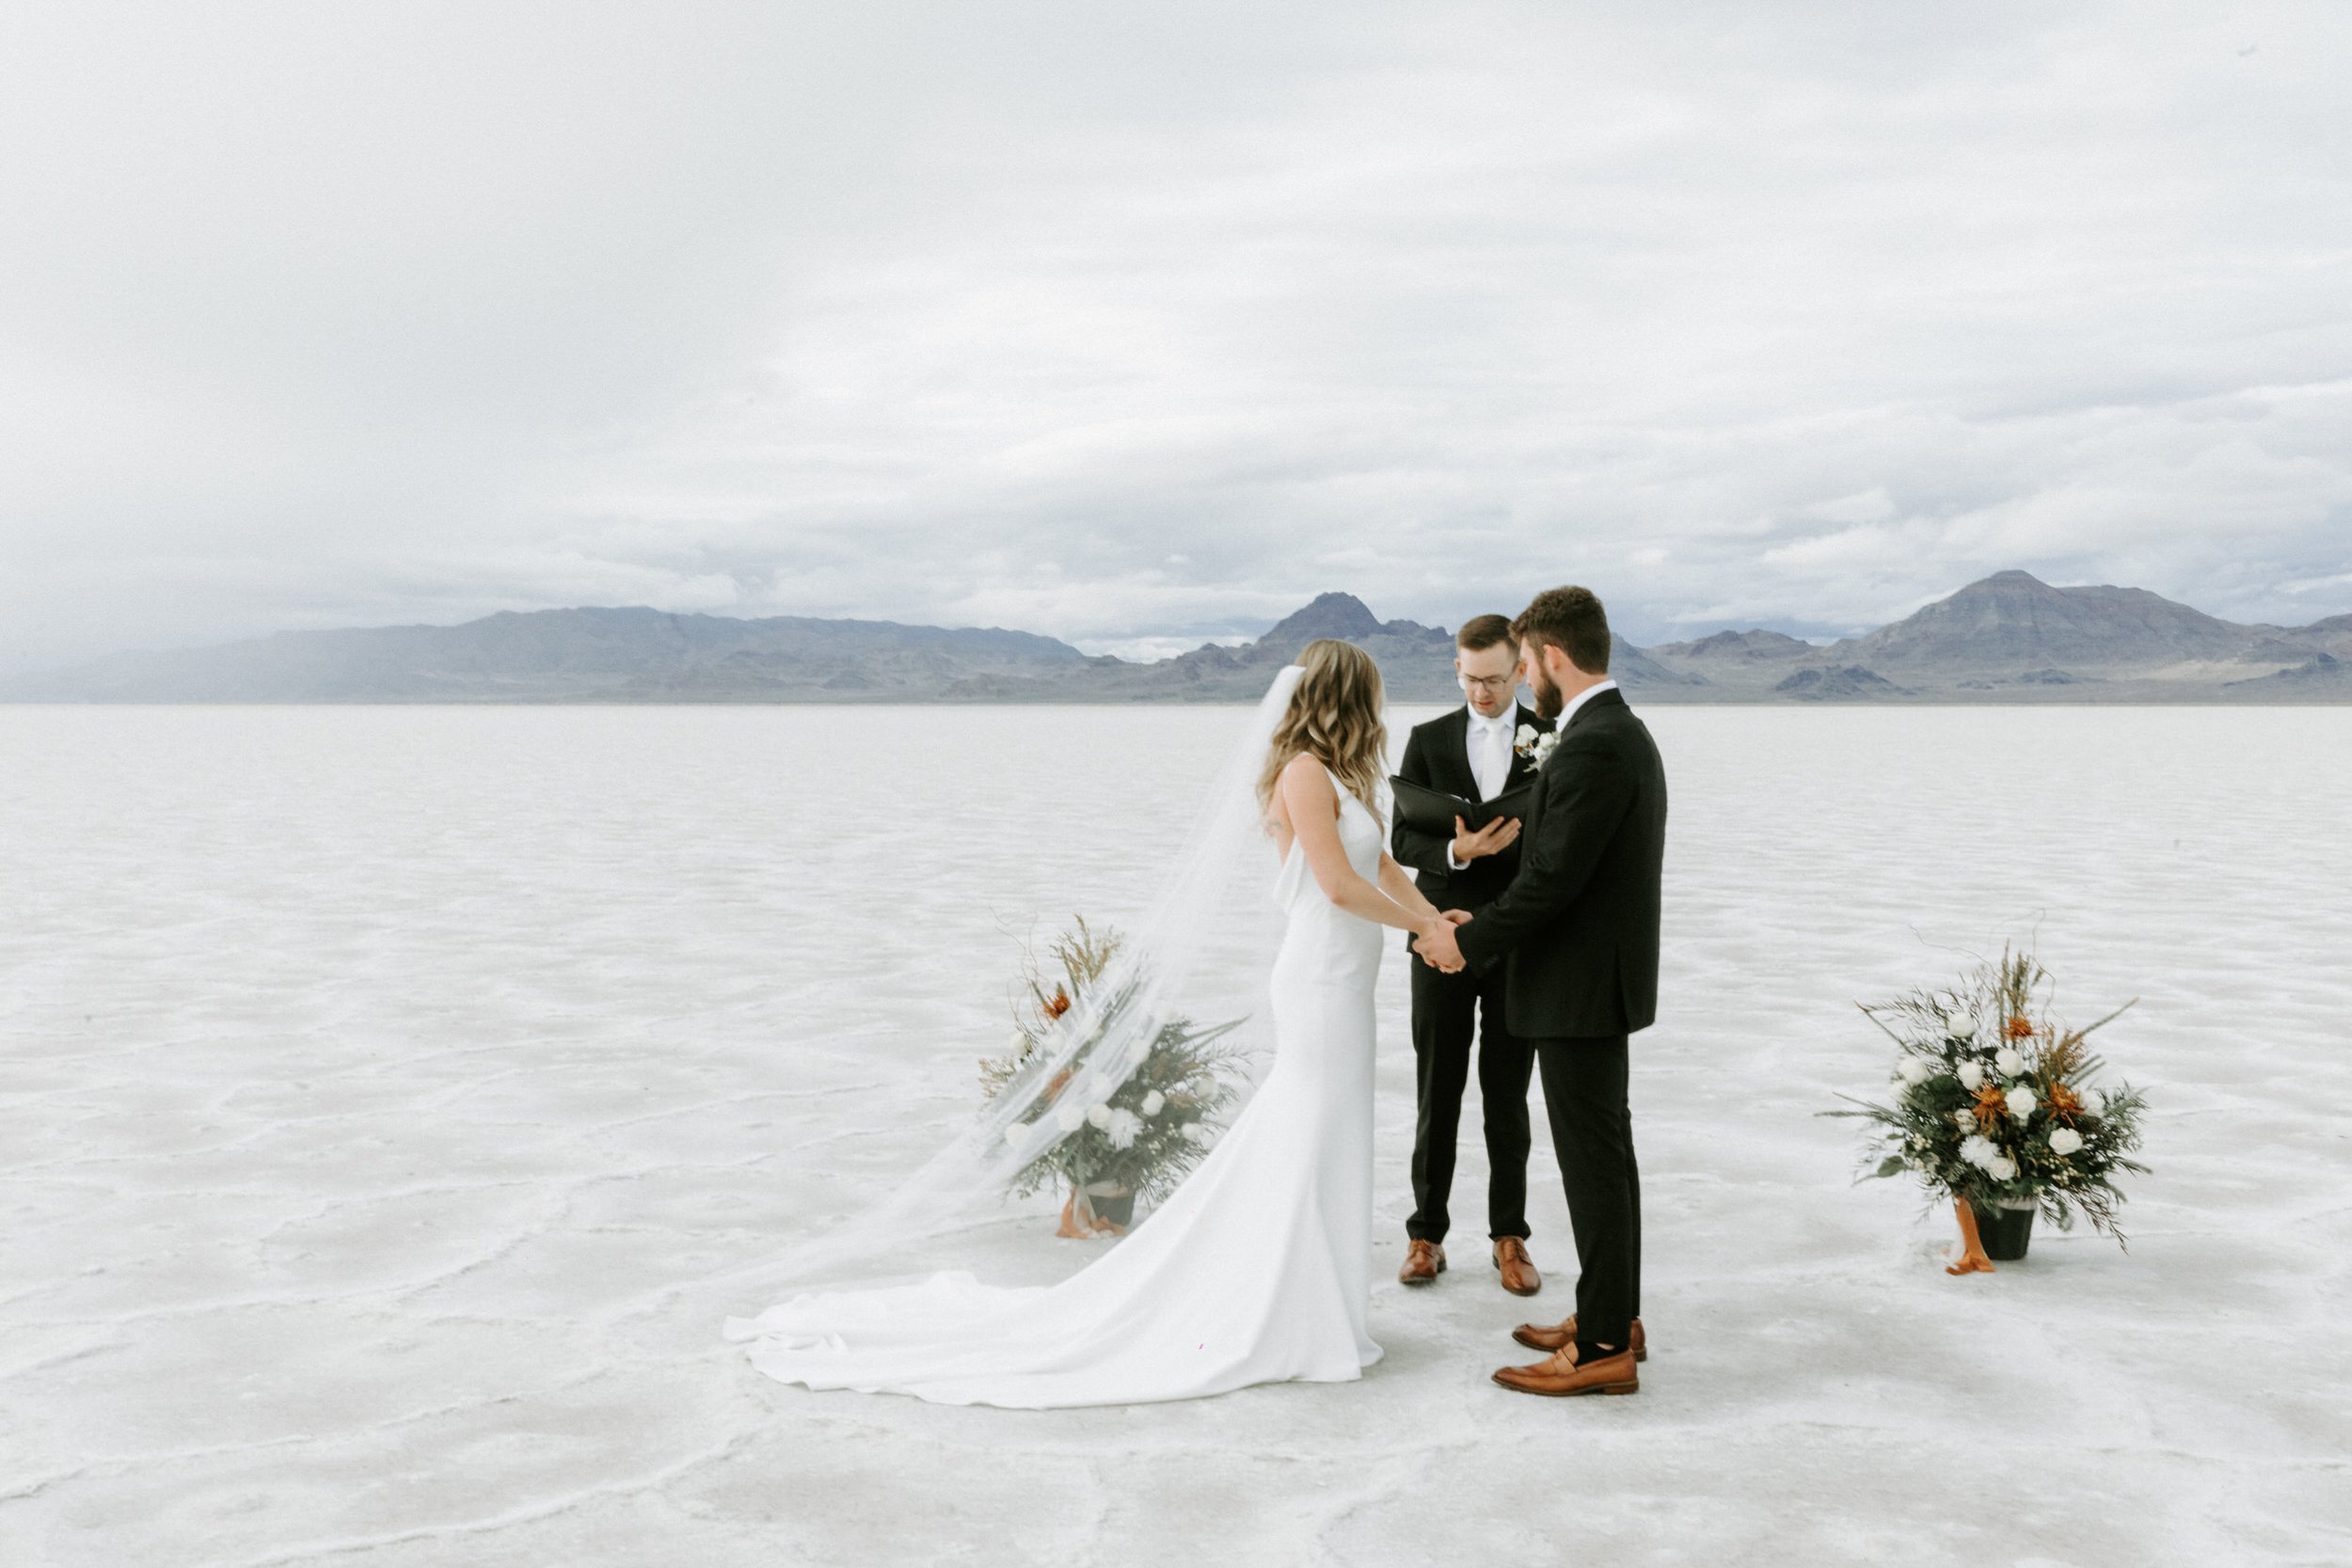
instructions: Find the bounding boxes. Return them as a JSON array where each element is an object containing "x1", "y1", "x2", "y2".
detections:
[{"x1": 1389, "y1": 775, "x2": 1535, "y2": 836}]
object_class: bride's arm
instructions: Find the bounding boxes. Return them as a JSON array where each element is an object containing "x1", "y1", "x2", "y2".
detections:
[
  {"x1": 1278, "y1": 757, "x2": 1449, "y2": 940},
  {"x1": 1377, "y1": 852, "x2": 1440, "y2": 924}
]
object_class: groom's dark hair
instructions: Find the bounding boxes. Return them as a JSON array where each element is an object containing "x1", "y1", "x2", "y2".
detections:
[
  {"x1": 1456, "y1": 613, "x2": 1518, "y2": 653},
  {"x1": 1515, "y1": 586, "x2": 1612, "y2": 673}
]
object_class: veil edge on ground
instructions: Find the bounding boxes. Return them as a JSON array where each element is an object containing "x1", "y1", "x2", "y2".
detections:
[{"x1": 693, "y1": 665, "x2": 1310, "y2": 1311}]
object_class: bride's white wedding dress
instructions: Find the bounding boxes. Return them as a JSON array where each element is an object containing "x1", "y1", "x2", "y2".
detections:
[{"x1": 724, "y1": 774, "x2": 1386, "y2": 1407}]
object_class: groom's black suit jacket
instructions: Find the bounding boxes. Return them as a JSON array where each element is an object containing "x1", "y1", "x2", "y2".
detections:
[
  {"x1": 1453, "y1": 687, "x2": 1666, "y2": 1040},
  {"x1": 1390, "y1": 705, "x2": 1554, "y2": 927}
]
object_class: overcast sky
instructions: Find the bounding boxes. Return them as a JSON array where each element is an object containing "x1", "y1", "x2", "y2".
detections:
[{"x1": 4, "y1": 1, "x2": 2348, "y2": 670}]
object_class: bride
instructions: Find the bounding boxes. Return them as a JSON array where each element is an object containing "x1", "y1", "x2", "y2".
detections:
[{"x1": 724, "y1": 639, "x2": 1462, "y2": 1407}]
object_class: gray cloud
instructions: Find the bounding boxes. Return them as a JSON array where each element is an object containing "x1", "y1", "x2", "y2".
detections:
[{"x1": 4, "y1": 0, "x2": 2348, "y2": 673}]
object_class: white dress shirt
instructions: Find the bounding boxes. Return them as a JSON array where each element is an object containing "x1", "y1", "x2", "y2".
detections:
[
  {"x1": 1446, "y1": 702, "x2": 1522, "y2": 870},
  {"x1": 1468, "y1": 702, "x2": 1518, "y2": 801}
]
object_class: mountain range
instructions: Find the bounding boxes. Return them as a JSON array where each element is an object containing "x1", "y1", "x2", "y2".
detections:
[{"x1": 8, "y1": 570, "x2": 2348, "y2": 704}]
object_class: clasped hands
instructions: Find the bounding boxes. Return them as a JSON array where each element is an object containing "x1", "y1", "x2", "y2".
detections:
[
  {"x1": 1419, "y1": 811, "x2": 1509, "y2": 974},
  {"x1": 1416, "y1": 909, "x2": 1474, "y2": 973}
]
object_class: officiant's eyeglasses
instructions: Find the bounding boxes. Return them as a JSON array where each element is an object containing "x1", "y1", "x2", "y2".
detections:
[{"x1": 1461, "y1": 673, "x2": 1518, "y2": 693}]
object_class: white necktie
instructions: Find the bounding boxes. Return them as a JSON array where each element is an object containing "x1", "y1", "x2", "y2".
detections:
[{"x1": 1474, "y1": 717, "x2": 1510, "y2": 800}]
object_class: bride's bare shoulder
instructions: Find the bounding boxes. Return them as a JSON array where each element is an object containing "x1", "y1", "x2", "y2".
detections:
[
  {"x1": 1277, "y1": 752, "x2": 1339, "y2": 804},
  {"x1": 1278, "y1": 751, "x2": 1334, "y2": 785}
]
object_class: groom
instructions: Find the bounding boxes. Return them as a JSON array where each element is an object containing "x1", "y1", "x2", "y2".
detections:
[{"x1": 1415, "y1": 585, "x2": 1667, "y2": 1398}]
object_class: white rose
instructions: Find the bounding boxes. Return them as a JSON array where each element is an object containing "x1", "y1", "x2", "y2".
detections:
[
  {"x1": 1009, "y1": 1030, "x2": 1031, "y2": 1053},
  {"x1": 1517, "y1": 724, "x2": 1538, "y2": 745},
  {"x1": 1055, "y1": 1102, "x2": 1086, "y2": 1133},
  {"x1": 1947, "y1": 1015, "x2": 1978, "y2": 1041},
  {"x1": 1004, "y1": 1124, "x2": 1027, "y2": 1148},
  {"x1": 1953, "y1": 1109, "x2": 1977, "y2": 1131},
  {"x1": 1994, "y1": 1046, "x2": 2026, "y2": 1077},
  {"x1": 2005, "y1": 1085, "x2": 2036, "y2": 1119},
  {"x1": 1897, "y1": 1058, "x2": 1931, "y2": 1085},
  {"x1": 1086, "y1": 1102, "x2": 1113, "y2": 1130},
  {"x1": 1140, "y1": 1089, "x2": 1167, "y2": 1117},
  {"x1": 2048, "y1": 1127, "x2": 2084, "y2": 1156},
  {"x1": 1184, "y1": 1121, "x2": 1213, "y2": 1142},
  {"x1": 1989, "y1": 1154, "x2": 2018, "y2": 1180},
  {"x1": 1957, "y1": 1061, "x2": 1985, "y2": 1091}
]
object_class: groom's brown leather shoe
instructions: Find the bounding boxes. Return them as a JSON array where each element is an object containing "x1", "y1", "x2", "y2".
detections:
[
  {"x1": 1512, "y1": 1315, "x2": 1646, "y2": 1361},
  {"x1": 1399, "y1": 1240, "x2": 1445, "y2": 1285},
  {"x1": 1492, "y1": 1342, "x2": 1640, "y2": 1397},
  {"x1": 1493, "y1": 1237, "x2": 1541, "y2": 1296}
]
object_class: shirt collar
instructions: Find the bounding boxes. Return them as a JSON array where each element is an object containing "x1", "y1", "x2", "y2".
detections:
[
  {"x1": 1558, "y1": 679, "x2": 1619, "y2": 727},
  {"x1": 1467, "y1": 701, "x2": 1518, "y2": 733}
]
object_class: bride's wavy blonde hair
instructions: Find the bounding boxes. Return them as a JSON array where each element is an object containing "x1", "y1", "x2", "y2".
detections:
[{"x1": 1256, "y1": 639, "x2": 1388, "y2": 826}]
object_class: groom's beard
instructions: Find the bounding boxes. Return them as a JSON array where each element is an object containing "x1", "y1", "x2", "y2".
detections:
[{"x1": 1527, "y1": 663, "x2": 1565, "y2": 720}]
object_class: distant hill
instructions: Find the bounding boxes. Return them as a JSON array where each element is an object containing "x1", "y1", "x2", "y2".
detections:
[
  {"x1": 3, "y1": 606, "x2": 1098, "y2": 703},
  {"x1": 1837, "y1": 570, "x2": 2251, "y2": 670},
  {"x1": 1773, "y1": 665, "x2": 1906, "y2": 701},
  {"x1": 2274, "y1": 612, "x2": 2352, "y2": 658},
  {"x1": 1024, "y1": 593, "x2": 1461, "y2": 702},
  {"x1": 6, "y1": 571, "x2": 2346, "y2": 704},
  {"x1": 2225, "y1": 652, "x2": 2349, "y2": 694},
  {"x1": 1634, "y1": 571, "x2": 2352, "y2": 704},
  {"x1": 1652, "y1": 628, "x2": 1813, "y2": 662}
]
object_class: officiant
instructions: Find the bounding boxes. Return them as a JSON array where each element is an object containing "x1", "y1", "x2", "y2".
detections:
[{"x1": 1391, "y1": 614, "x2": 1553, "y2": 1295}]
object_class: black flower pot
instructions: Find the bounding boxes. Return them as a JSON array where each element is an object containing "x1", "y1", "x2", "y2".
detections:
[
  {"x1": 1092, "y1": 1191, "x2": 1136, "y2": 1227},
  {"x1": 1970, "y1": 1200, "x2": 2036, "y2": 1261}
]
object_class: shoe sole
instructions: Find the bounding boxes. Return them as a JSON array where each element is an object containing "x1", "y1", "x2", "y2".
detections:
[
  {"x1": 1400, "y1": 1258, "x2": 1447, "y2": 1287},
  {"x1": 1490, "y1": 1373, "x2": 1640, "y2": 1397}
]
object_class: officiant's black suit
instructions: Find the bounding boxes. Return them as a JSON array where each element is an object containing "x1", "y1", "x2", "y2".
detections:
[
  {"x1": 1453, "y1": 686, "x2": 1665, "y2": 1352},
  {"x1": 1391, "y1": 705, "x2": 1553, "y2": 1245}
]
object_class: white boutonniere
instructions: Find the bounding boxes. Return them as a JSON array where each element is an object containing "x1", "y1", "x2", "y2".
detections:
[{"x1": 1514, "y1": 723, "x2": 1558, "y2": 767}]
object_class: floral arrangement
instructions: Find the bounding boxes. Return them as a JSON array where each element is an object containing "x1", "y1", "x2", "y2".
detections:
[
  {"x1": 1513, "y1": 723, "x2": 1559, "y2": 767},
  {"x1": 978, "y1": 918, "x2": 1245, "y2": 1237},
  {"x1": 1830, "y1": 946, "x2": 2149, "y2": 1274}
]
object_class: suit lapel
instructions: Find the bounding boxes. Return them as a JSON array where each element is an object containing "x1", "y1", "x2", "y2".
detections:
[
  {"x1": 1513, "y1": 705, "x2": 1563, "y2": 841},
  {"x1": 1444, "y1": 705, "x2": 1483, "y2": 800}
]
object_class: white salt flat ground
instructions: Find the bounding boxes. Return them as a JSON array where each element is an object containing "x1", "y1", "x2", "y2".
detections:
[{"x1": 2, "y1": 703, "x2": 2347, "y2": 1568}]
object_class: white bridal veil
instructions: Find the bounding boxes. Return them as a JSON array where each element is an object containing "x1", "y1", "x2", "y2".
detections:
[{"x1": 705, "y1": 665, "x2": 1316, "y2": 1304}]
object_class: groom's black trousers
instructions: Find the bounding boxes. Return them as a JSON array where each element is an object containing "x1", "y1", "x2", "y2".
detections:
[
  {"x1": 1534, "y1": 1034, "x2": 1641, "y2": 1348},
  {"x1": 1405, "y1": 954, "x2": 1534, "y2": 1243}
]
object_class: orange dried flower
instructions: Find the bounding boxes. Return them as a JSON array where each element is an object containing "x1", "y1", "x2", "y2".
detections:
[
  {"x1": 2047, "y1": 1082, "x2": 2085, "y2": 1121},
  {"x1": 1971, "y1": 1080, "x2": 2010, "y2": 1132},
  {"x1": 2005, "y1": 1014, "x2": 2036, "y2": 1040},
  {"x1": 1044, "y1": 987, "x2": 1073, "y2": 1021}
]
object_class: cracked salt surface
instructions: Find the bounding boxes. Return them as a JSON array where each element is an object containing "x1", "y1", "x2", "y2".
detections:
[{"x1": 2, "y1": 704, "x2": 2347, "y2": 1566}]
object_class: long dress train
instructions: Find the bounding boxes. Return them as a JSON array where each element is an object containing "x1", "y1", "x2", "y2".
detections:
[{"x1": 723, "y1": 783, "x2": 1387, "y2": 1408}]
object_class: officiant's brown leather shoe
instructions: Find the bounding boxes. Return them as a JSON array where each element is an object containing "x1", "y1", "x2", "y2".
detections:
[
  {"x1": 1492, "y1": 1342, "x2": 1640, "y2": 1398},
  {"x1": 1399, "y1": 1240, "x2": 1446, "y2": 1286},
  {"x1": 1493, "y1": 1237, "x2": 1541, "y2": 1296},
  {"x1": 1511, "y1": 1315, "x2": 1646, "y2": 1361}
]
